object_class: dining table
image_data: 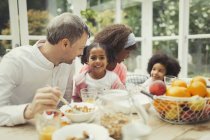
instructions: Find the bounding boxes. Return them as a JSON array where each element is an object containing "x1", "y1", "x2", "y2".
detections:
[{"x1": 0, "y1": 106, "x2": 210, "y2": 140}]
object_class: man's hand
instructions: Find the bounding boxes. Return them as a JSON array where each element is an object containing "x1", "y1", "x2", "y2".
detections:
[{"x1": 24, "y1": 86, "x2": 61, "y2": 120}]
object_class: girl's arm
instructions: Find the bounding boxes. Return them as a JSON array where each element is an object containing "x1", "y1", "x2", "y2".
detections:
[
  {"x1": 72, "y1": 73, "x2": 88, "y2": 102},
  {"x1": 72, "y1": 84, "x2": 82, "y2": 102}
]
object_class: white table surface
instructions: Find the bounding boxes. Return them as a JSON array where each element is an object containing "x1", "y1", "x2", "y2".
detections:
[{"x1": 1, "y1": 108, "x2": 210, "y2": 140}]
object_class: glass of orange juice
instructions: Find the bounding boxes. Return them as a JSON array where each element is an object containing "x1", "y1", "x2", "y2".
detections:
[
  {"x1": 80, "y1": 88, "x2": 98, "y2": 103},
  {"x1": 35, "y1": 109, "x2": 61, "y2": 140}
]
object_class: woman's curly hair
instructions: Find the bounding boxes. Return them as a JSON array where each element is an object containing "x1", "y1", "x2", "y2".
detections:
[
  {"x1": 94, "y1": 24, "x2": 136, "y2": 63},
  {"x1": 147, "y1": 53, "x2": 181, "y2": 77}
]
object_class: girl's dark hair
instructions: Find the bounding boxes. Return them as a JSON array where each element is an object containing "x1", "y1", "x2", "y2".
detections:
[
  {"x1": 166, "y1": 58, "x2": 181, "y2": 76},
  {"x1": 147, "y1": 53, "x2": 181, "y2": 77},
  {"x1": 81, "y1": 42, "x2": 110, "y2": 64}
]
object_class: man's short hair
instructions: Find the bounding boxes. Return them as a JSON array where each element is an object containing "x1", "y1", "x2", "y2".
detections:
[{"x1": 47, "y1": 12, "x2": 90, "y2": 45}]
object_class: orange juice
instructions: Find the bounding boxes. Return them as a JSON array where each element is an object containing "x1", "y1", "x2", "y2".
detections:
[
  {"x1": 84, "y1": 98, "x2": 95, "y2": 103},
  {"x1": 39, "y1": 126, "x2": 56, "y2": 140}
]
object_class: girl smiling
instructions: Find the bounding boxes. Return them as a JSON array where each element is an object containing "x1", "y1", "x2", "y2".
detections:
[{"x1": 73, "y1": 42, "x2": 125, "y2": 102}]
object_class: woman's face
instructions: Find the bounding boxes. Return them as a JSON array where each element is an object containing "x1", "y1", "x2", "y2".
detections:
[
  {"x1": 150, "y1": 63, "x2": 166, "y2": 81},
  {"x1": 115, "y1": 48, "x2": 131, "y2": 63},
  {"x1": 106, "y1": 48, "x2": 131, "y2": 71}
]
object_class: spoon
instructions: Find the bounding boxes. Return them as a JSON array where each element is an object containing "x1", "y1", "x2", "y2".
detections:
[
  {"x1": 60, "y1": 96, "x2": 69, "y2": 105},
  {"x1": 59, "y1": 96, "x2": 72, "y2": 108}
]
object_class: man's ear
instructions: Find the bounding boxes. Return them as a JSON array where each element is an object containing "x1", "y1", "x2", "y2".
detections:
[{"x1": 62, "y1": 38, "x2": 69, "y2": 48}]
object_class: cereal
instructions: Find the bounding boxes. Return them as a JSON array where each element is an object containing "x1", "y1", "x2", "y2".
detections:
[
  {"x1": 100, "y1": 113, "x2": 130, "y2": 140},
  {"x1": 65, "y1": 105, "x2": 94, "y2": 114},
  {"x1": 66, "y1": 131, "x2": 89, "y2": 140}
]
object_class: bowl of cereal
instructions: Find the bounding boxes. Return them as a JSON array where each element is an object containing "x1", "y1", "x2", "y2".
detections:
[{"x1": 60, "y1": 102, "x2": 98, "y2": 123}]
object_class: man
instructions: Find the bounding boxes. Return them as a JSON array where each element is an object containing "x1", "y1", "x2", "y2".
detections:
[{"x1": 0, "y1": 13, "x2": 89, "y2": 126}]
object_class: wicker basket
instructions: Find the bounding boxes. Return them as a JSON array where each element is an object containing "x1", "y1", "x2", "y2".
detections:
[{"x1": 152, "y1": 95, "x2": 210, "y2": 124}]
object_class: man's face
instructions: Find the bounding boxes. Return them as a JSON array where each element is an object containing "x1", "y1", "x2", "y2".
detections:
[{"x1": 62, "y1": 32, "x2": 88, "y2": 64}]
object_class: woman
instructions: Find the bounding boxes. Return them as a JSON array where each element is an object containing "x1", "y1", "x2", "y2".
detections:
[{"x1": 81, "y1": 24, "x2": 136, "y2": 84}]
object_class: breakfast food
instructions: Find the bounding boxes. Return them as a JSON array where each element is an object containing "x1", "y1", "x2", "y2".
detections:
[
  {"x1": 149, "y1": 80, "x2": 166, "y2": 96},
  {"x1": 153, "y1": 96, "x2": 210, "y2": 124},
  {"x1": 100, "y1": 113, "x2": 130, "y2": 140},
  {"x1": 66, "y1": 131, "x2": 89, "y2": 140},
  {"x1": 166, "y1": 86, "x2": 191, "y2": 97},
  {"x1": 171, "y1": 79, "x2": 188, "y2": 88},
  {"x1": 151, "y1": 76, "x2": 210, "y2": 124},
  {"x1": 65, "y1": 105, "x2": 95, "y2": 114}
]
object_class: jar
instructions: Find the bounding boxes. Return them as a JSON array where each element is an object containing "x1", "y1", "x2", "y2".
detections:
[{"x1": 97, "y1": 89, "x2": 148, "y2": 140}]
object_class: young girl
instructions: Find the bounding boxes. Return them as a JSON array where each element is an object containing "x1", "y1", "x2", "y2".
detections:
[
  {"x1": 80, "y1": 24, "x2": 137, "y2": 85},
  {"x1": 73, "y1": 42, "x2": 125, "y2": 102},
  {"x1": 142, "y1": 53, "x2": 181, "y2": 89}
]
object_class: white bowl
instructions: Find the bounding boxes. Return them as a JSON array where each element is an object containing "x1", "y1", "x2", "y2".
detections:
[
  {"x1": 52, "y1": 123, "x2": 109, "y2": 140},
  {"x1": 60, "y1": 102, "x2": 98, "y2": 123}
]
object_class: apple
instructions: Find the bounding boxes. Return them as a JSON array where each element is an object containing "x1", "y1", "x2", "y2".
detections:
[{"x1": 149, "y1": 80, "x2": 166, "y2": 96}]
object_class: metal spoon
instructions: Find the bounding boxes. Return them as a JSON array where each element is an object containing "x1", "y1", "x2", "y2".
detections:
[{"x1": 60, "y1": 96, "x2": 69, "y2": 105}]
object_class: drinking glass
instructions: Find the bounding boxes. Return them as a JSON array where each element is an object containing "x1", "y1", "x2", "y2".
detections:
[
  {"x1": 80, "y1": 88, "x2": 98, "y2": 103},
  {"x1": 164, "y1": 75, "x2": 177, "y2": 85},
  {"x1": 35, "y1": 109, "x2": 61, "y2": 140}
]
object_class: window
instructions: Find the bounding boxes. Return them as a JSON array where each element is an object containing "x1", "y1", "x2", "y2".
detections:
[
  {"x1": 0, "y1": 0, "x2": 19, "y2": 57},
  {"x1": 188, "y1": 0, "x2": 210, "y2": 77},
  {"x1": 2, "y1": 0, "x2": 210, "y2": 77},
  {"x1": 89, "y1": 0, "x2": 210, "y2": 77},
  {"x1": 26, "y1": 0, "x2": 75, "y2": 45}
]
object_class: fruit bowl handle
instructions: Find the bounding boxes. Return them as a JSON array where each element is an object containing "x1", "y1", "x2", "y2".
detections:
[{"x1": 140, "y1": 90, "x2": 154, "y2": 100}]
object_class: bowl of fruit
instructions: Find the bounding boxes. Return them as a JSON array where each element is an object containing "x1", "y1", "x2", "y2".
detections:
[{"x1": 142, "y1": 76, "x2": 210, "y2": 124}]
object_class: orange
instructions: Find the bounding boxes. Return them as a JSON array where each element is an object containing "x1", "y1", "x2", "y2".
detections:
[
  {"x1": 166, "y1": 86, "x2": 191, "y2": 97},
  {"x1": 153, "y1": 99, "x2": 176, "y2": 111},
  {"x1": 153, "y1": 99, "x2": 167, "y2": 113},
  {"x1": 171, "y1": 79, "x2": 187, "y2": 88},
  {"x1": 191, "y1": 76, "x2": 207, "y2": 87},
  {"x1": 206, "y1": 88, "x2": 210, "y2": 97},
  {"x1": 188, "y1": 81, "x2": 207, "y2": 97}
]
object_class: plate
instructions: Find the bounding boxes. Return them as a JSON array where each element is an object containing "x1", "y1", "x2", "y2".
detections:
[{"x1": 52, "y1": 123, "x2": 109, "y2": 140}]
